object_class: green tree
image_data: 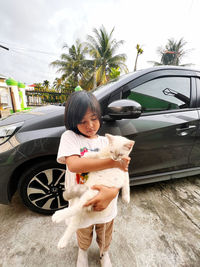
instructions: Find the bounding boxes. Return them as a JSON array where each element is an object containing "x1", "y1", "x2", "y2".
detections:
[
  {"x1": 53, "y1": 78, "x2": 62, "y2": 93},
  {"x1": 50, "y1": 39, "x2": 90, "y2": 88},
  {"x1": 34, "y1": 83, "x2": 43, "y2": 92},
  {"x1": 151, "y1": 38, "x2": 191, "y2": 66},
  {"x1": 43, "y1": 80, "x2": 50, "y2": 90},
  {"x1": 109, "y1": 67, "x2": 120, "y2": 79},
  {"x1": 134, "y1": 44, "x2": 143, "y2": 71},
  {"x1": 86, "y1": 25, "x2": 128, "y2": 88}
]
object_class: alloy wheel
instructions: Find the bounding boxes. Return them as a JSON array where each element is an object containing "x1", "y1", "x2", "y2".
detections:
[{"x1": 26, "y1": 168, "x2": 68, "y2": 212}]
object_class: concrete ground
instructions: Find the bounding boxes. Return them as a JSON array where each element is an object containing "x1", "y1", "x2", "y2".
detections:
[{"x1": 0, "y1": 176, "x2": 200, "y2": 267}]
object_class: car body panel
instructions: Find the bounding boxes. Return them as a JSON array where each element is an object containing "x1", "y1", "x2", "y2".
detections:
[
  {"x1": 1, "y1": 66, "x2": 200, "y2": 208},
  {"x1": 99, "y1": 110, "x2": 199, "y2": 176}
]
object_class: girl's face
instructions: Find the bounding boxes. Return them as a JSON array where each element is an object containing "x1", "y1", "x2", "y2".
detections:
[{"x1": 77, "y1": 108, "x2": 100, "y2": 138}]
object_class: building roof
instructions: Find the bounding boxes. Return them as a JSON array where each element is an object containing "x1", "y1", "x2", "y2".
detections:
[{"x1": 0, "y1": 74, "x2": 7, "y2": 79}]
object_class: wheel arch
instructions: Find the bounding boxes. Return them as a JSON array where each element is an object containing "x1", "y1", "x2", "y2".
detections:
[{"x1": 8, "y1": 155, "x2": 59, "y2": 201}]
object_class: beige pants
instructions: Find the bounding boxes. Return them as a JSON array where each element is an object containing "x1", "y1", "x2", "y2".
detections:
[{"x1": 76, "y1": 220, "x2": 114, "y2": 252}]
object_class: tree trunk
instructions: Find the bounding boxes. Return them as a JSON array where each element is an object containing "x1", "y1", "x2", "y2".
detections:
[
  {"x1": 93, "y1": 71, "x2": 97, "y2": 89},
  {"x1": 134, "y1": 53, "x2": 139, "y2": 71}
]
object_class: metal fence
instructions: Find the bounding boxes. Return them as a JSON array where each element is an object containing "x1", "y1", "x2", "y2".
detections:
[{"x1": 26, "y1": 91, "x2": 70, "y2": 106}]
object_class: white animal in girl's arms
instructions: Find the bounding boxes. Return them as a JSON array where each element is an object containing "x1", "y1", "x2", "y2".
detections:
[{"x1": 52, "y1": 134, "x2": 134, "y2": 249}]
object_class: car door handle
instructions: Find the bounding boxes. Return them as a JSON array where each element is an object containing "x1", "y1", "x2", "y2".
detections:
[{"x1": 176, "y1": 125, "x2": 196, "y2": 136}]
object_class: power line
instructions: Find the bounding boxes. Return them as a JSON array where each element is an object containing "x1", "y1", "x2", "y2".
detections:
[
  {"x1": 0, "y1": 41, "x2": 60, "y2": 56},
  {"x1": 0, "y1": 42, "x2": 59, "y2": 65},
  {"x1": 10, "y1": 49, "x2": 53, "y2": 65},
  {"x1": 0, "y1": 41, "x2": 62, "y2": 83}
]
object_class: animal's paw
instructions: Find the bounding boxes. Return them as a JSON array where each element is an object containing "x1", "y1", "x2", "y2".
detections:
[
  {"x1": 122, "y1": 194, "x2": 130, "y2": 204},
  {"x1": 52, "y1": 210, "x2": 66, "y2": 223},
  {"x1": 57, "y1": 237, "x2": 67, "y2": 249}
]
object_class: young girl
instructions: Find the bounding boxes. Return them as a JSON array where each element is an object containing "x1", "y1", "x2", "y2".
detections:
[{"x1": 57, "y1": 91, "x2": 130, "y2": 267}]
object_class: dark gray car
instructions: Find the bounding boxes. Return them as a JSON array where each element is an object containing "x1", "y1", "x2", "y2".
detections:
[{"x1": 1, "y1": 66, "x2": 200, "y2": 214}]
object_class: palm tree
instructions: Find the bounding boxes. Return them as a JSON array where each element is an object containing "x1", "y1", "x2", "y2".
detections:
[
  {"x1": 53, "y1": 78, "x2": 62, "y2": 92},
  {"x1": 43, "y1": 80, "x2": 50, "y2": 90},
  {"x1": 109, "y1": 67, "x2": 120, "y2": 80},
  {"x1": 151, "y1": 38, "x2": 191, "y2": 66},
  {"x1": 86, "y1": 25, "x2": 128, "y2": 88},
  {"x1": 134, "y1": 44, "x2": 144, "y2": 71},
  {"x1": 50, "y1": 39, "x2": 90, "y2": 88}
]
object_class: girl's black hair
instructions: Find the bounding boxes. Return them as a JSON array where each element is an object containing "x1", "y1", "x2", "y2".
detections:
[{"x1": 64, "y1": 91, "x2": 102, "y2": 135}]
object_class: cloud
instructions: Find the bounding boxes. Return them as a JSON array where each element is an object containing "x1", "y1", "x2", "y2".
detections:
[{"x1": 0, "y1": 0, "x2": 200, "y2": 84}]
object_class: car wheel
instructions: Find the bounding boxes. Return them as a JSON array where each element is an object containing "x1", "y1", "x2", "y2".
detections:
[{"x1": 18, "y1": 160, "x2": 68, "y2": 215}]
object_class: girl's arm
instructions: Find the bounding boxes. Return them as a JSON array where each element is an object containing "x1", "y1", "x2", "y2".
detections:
[
  {"x1": 65, "y1": 155, "x2": 130, "y2": 173},
  {"x1": 65, "y1": 155, "x2": 130, "y2": 211}
]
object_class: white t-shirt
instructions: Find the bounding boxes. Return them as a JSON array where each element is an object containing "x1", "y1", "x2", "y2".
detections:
[{"x1": 57, "y1": 130, "x2": 118, "y2": 228}]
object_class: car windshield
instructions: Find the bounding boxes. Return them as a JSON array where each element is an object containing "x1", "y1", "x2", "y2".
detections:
[
  {"x1": 93, "y1": 72, "x2": 134, "y2": 89},
  {"x1": 91, "y1": 77, "x2": 121, "y2": 93},
  {"x1": 92, "y1": 70, "x2": 142, "y2": 98}
]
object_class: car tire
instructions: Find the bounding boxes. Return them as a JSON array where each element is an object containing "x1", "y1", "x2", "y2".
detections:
[{"x1": 18, "y1": 160, "x2": 68, "y2": 215}]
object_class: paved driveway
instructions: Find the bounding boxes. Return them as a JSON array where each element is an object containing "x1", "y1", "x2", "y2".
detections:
[{"x1": 0, "y1": 177, "x2": 200, "y2": 267}]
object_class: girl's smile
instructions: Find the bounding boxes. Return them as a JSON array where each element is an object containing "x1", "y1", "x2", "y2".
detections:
[{"x1": 77, "y1": 109, "x2": 100, "y2": 138}]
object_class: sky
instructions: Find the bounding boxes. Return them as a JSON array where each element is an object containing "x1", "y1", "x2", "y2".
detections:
[{"x1": 0, "y1": 0, "x2": 200, "y2": 86}]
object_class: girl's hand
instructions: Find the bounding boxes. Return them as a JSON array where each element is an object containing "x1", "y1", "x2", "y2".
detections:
[
  {"x1": 83, "y1": 185, "x2": 119, "y2": 211},
  {"x1": 117, "y1": 156, "x2": 131, "y2": 172}
]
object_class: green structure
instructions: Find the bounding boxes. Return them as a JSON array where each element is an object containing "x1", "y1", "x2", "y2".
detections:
[
  {"x1": 6, "y1": 78, "x2": 28, "y2": 112},
  {"x1": 74, "y1": 85, "x2": 83, "y2": 92},
  {"x1": 6, "y1": 78, "x2": 18, "y2": 86}
]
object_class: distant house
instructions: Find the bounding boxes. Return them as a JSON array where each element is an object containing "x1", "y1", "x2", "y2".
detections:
[
  {"x1": 25, "y1": 84, "x2": 43, "y2": 105},
  {"x1": 26, "y1": 84, "x2": 36, "y2": 91}
]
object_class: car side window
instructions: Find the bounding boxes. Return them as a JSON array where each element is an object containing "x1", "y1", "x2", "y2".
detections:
[{"x1": 123, "y1": 77, "x2": 191, "y2": 113}]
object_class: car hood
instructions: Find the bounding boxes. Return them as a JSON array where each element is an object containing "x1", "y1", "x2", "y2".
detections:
[{"x1": 0, "y1": 105, "x2": 64, "y2": 126}]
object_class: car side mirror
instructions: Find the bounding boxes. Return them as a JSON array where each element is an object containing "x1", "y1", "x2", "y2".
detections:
[{"x1": 107, "y1": 99, "x2": 142, "y2": 120}]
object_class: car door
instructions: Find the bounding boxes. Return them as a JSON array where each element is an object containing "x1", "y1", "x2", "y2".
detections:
[
  {"x1": 189, "y1": 76, "x2": 200, "y2": 167},
  {"x1": 99, "y1": 69, "x2": 198, "y2": 179}
]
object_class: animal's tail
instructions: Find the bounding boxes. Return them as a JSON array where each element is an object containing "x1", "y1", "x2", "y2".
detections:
[{"x1": 52, "y1": 189, "x2": 99, "y2": 224}]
